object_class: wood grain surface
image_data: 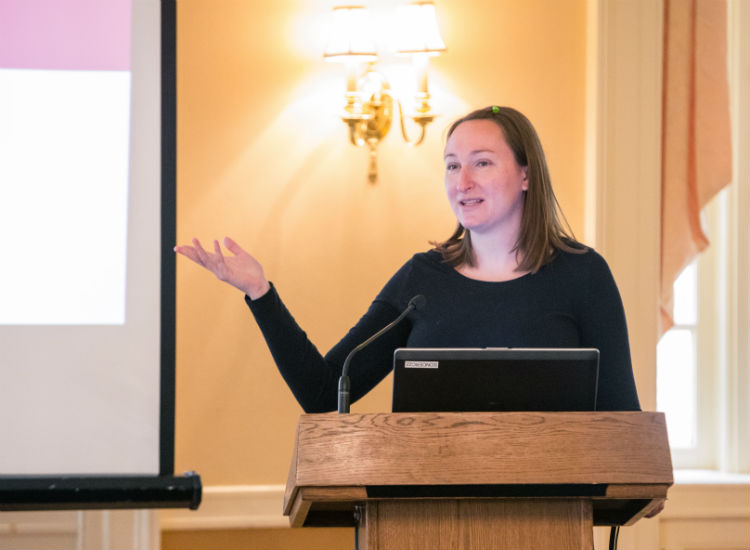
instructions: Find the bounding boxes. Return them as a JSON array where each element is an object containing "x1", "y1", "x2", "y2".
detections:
[
  {"x1": 289, "y1": 412, "x2": 672, "y2": 489},
  {"x1": 363, "y1": 499, "x2": 594, "y2": 550},
  {"x1": 284, "y1": 412, "x2": 673, "y2": 535}
]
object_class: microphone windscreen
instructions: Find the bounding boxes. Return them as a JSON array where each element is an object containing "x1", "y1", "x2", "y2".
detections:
[{"x1": 409, "y1": 294, "x2": 427, "y2": 310}]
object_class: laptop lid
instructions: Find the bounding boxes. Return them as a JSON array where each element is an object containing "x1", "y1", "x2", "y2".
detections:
[{"x1": 392, "y1": 348, "x2": 600, "y2": 413}]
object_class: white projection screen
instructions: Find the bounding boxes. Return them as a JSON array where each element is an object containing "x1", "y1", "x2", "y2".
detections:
[{"x1": 0, "y1": 0, "x2": 179, "y2": 486}]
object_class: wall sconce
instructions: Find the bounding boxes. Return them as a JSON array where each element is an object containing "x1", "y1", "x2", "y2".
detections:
[{"x1": 324, "y1": 2, "x2": 446, "y2": 184}]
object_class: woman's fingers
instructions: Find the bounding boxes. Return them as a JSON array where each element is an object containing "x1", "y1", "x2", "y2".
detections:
[
  {"x1": 174, "y1": 245, "x2": 202, "y2": 265},
  {"x1": 212, "y1": 240, "x2": 229, "y2": 280},
  {"x1": 191, "y1": 238, "x2": 211, "y2": 266},
  {"x1": 223, "y1": 236, "x2": 245, "y2": 256},
  {"x1": 175, "y1": 236, "x2": 269, "y2": 298},
  {"x1": 213, "y1": 239, "x2": 225, "y2": 261}
]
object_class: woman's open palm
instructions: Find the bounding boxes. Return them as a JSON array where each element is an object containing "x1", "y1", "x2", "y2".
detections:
[{"x1": 174, "y1": 237, "x2": 270, "y2": 299}]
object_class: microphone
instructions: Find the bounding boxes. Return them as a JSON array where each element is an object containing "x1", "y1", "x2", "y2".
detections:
[{"x1": 338, "y1": 294, "x2": 426, "y2": 413}]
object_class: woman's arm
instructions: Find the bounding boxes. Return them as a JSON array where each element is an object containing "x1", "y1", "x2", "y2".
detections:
[
  {"x1": 175, "y1": 237, "x2": 411, "y2": 412},
  {"x1": 577, "y1": 251, "x2": 641, "y2": 411},
  {"x1": 247, "y1": 286, "x2": 407, "y2": 412}
]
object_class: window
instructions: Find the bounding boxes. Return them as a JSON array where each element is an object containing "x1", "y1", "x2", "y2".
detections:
[
  {"x1": 656, "y1": 0, "x2": 749, "y2": 473},
  {"x1": 657, "y1": 196, "x2": 730, "y2": 469},
  {"x1": 657, "y1": 260, "x2": 698, "y2": 451}
]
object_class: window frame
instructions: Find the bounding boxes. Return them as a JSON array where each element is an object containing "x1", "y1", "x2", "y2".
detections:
[{"x1": 663, "y1": 0, "x2": 749, "y2": 471}]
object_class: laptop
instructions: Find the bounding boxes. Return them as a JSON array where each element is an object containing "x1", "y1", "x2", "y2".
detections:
[{"x1": 391, "y1": 348, "x2": 600, "y2": 413}]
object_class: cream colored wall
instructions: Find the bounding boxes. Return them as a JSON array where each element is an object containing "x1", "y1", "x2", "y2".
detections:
[{"x1": 174, "y1": 0, "x2": 587, "y2": 488}]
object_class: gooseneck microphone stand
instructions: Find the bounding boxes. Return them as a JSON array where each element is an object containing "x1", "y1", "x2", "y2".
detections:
[{"x1": 337, "y1": 295, "x2": 425, "y2": 413}]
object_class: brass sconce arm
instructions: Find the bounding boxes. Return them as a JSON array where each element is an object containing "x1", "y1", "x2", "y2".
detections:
[
  {"x1": 340, "y1": 68, "x2": 395, "y2": 184},
  {"x1": 397, "y1": 95, "x2": 436, "y2": 147},
  {"x1": 340, "y1": 67, "x2": 440, "y2": 183}
]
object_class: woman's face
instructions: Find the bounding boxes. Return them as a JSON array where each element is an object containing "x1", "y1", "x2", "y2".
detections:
[{"x1": 443, "y1": 119, "x2": 528, "y2": 237}]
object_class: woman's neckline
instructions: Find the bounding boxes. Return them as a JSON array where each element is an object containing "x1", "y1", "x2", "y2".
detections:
[{"x1": 451, "y1": 263, "x2": 533, "y2": 284}]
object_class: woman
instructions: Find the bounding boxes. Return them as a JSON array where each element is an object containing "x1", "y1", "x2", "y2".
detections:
[{"x1": 175, "y1": 106, "x2": 641, "y2": 413}]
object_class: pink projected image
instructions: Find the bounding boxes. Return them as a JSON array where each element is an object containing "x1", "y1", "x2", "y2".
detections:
[
  {"x1": 0, "y1": 0, "x2": 131, "y2": 70},
  {"x1": 0, "y1": 0, "x2": 133, "y2": 325}
]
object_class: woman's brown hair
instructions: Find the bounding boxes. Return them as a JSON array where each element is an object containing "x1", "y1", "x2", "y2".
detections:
[{"x1": 432, "y1": 106, "x2": 584, "y2": 273}]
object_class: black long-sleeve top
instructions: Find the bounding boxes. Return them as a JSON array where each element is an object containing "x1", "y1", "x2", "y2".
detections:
[{"x1": 246, "y1": 248, "x2": 641, "y2": 413}]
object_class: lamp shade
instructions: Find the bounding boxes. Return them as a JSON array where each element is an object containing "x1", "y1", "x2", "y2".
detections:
[
  {"x1": 324, "y1": 6, "x2": 378, "y2": 62},
  {"x1": 396, "y1": 1, "x2": 446, "y2": 55}
]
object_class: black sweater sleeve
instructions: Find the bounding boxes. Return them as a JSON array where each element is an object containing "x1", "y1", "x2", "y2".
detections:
[
  {"x1": 246, "y1": 283, "x2": 408, "y2": 413},
  {"x1": 576, "y1": 251, "x2": 641, "y2": 411}
]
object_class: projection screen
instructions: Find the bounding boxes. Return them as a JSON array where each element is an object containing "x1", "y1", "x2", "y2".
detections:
[{"x1": 0, "y1": 0, "x2": 198, "y2": 509}]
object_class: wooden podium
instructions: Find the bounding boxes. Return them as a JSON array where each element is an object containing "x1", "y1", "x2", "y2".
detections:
[{"x1": 284, "y1": 412, "x2": 673, "y2": 549}]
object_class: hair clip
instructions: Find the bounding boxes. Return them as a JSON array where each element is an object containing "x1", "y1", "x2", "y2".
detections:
[{"x1": 492, "y1": 106, "x2": 500, "y2": 114}]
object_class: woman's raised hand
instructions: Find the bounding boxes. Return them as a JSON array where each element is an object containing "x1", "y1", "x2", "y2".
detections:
[{"x1": 174, "y1": 237, "x2": 270, "y2": 300}]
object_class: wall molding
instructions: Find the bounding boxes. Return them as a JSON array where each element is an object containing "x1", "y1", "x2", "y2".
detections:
[
  {"x1": 0, "y1": 510, "x2": 160, "y2": 550},
  {"x1": 2, "y1": 477, "x2": 745, "y2": 548},
  {"x1": 159, "y1": 485, "x2": 288, "y2": 531},
  {"x1": 158, "y1": 477, "x2": 749, "y2": 549}
]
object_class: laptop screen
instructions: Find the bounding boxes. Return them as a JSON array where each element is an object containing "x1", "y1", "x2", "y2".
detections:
[{"x1": 392, "y1": 348, "x2": 599, "y2": 413}]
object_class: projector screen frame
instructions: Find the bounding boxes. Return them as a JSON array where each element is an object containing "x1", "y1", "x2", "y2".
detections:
[
  {"x1": 0, "y1": 0, "x2": 202, "y2": 511},
  {"x1": 159, "y1": 0, "x2": 177, "y2": 479}
]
